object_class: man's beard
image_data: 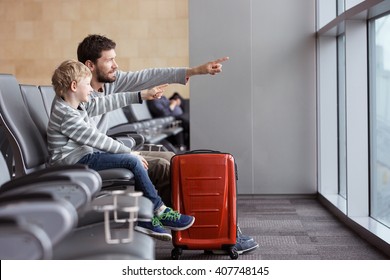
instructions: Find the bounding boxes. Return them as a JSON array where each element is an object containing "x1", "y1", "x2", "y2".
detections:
[{"x1": 96, "y1": 68, "x2": 116, "y2": 83}]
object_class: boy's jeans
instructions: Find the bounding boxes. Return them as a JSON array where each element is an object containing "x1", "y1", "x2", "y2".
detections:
[{"x1": 77, "y1": 152, "x2": 163, "y2": 211}]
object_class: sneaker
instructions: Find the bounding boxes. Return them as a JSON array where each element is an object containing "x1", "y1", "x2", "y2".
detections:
[
  {"x1": 237, "y1": 226, "x2": 254, "y2": 242},
  {"x1": 212, "y1": 232, "x2": 259, "y2": 255},
  {"x1": 234, "y1": 236, "x2": 259, "y2": 254},
  {"x1": 134, "y1": 217, "x2": 172, "y2": 241},
  {"x1": 157, "y1": 207, "x2": 195, "y2": 231}
]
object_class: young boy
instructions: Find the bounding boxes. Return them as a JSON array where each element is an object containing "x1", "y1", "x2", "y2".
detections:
[{"x1": 47, "y1": 59, "x2": 195, "y2": 241}]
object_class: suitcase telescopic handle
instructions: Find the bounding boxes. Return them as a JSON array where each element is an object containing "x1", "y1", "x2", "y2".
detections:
[{"x1": 185, "y1": 149, "x2": 221, "y2": 154}]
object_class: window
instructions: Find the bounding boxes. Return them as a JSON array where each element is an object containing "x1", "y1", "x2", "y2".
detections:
[
  {"x1": 317, "y1": 0, "x2": 390, "y2": 250},
  {"x1": 369, "y1": 14, "x2": 390, "y2": 228},
  {"x1": 337, "y1": 34, "x2": 347, "y2": 199}
]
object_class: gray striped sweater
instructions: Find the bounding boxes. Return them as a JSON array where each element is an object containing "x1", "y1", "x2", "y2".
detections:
[{"x1": 47, "y1": 92, "x2": 140, "y2": 166}]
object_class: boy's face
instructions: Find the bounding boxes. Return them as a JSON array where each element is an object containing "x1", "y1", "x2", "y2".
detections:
[
  {"x1": 94, "y1": 49, "x2": 118, "y2": 84},
  {"x1": 75, "y1": 76, "x2": 93, "y2": 103}
]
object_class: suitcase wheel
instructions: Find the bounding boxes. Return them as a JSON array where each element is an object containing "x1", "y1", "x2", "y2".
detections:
[
  {"x1": 229, "y1": 248, "x2": 239, "y2": 260},
  {"x1": 171, "y1": 247, "x2": 182, "y2": 260}
]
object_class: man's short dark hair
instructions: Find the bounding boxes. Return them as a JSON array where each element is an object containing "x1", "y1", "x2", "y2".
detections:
[{"x1": 77, "y1": 34, "x2": 116, "y2": 64}]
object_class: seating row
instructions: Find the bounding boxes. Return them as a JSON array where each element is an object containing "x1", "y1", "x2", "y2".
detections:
[
  {"x1": 106, "y1": 91, "x2": 184, "y2": 152},
  {"x1": 0, "y1": 74, "x2": 155, "y2": 259}
]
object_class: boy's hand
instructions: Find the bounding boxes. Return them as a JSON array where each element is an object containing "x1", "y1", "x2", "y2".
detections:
[
  {"x1": 141, "y1": 84, "x2": 169, "y2": 100},
  {"x1": 131, "y1": 151, "x2": 149, "y2": 169}
]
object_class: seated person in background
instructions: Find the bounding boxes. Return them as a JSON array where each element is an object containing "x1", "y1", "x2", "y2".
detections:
[
  {"x1": 47, "y1": 59, "x2": 195, "y2": 241},
  {"x1": 147, "y1": 92, "x2": 190, "y2": 149}
]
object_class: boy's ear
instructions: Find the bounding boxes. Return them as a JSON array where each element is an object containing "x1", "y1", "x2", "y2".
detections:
[{"x1": 70, "y1": 80, "x2": 77, "y2": 92}]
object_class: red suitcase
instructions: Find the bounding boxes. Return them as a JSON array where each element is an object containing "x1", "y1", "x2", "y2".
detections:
[{"x1": 170, "y1": 150, "x2": 238, "y2": 259}]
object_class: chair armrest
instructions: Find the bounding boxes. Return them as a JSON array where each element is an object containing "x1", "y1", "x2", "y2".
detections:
[
  {"x1": 0, "y1": 176, "x2": 92, "y2": 213},
  {"x1": 115, "y1": 136, "x2": 136, "y2": 149},
  {"x1": 107, "y1": 123, "x2": 143, "y2": 136},
  {"x1": 0, "y1": 193, "x2": 78, "y2": 247},
  {"x1": 0, "y1": 218, "x2": 53, "y2": 260}
]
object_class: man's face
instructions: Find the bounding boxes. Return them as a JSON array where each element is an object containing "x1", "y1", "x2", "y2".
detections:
[{"x1": 94, "y1": 49, "x2": 119, "y2": 83}]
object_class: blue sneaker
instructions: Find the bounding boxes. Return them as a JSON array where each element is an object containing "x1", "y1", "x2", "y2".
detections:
[
  {"x1": 234, "y1": 236, "x2": 259, "y2": 254},
  {"x1": 212, "y1": 237, "x2": 259, "y2": 255},
  {"x1": 237, "y1": 226, "x2": 254, "y2": 242},
  {"x1": 157, "y1": 207, "x2": 195, "y2": 231},
  {"x1": 212, "y1": 227, "x2": 258, "y2": 255},
  {"x1": 135, "y1": 217, "x2": 172, "y2": 241}
]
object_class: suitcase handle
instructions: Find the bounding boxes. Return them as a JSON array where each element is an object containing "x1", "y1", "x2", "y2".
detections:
[{"x1": 185, "y1": 149, "x2": 221, "y2": 154}]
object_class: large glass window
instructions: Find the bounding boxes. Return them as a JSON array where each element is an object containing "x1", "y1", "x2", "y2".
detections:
[
  {"x1": 370, "y1": 14, "x2": 390, "y2": 228},
  {"x1": 337, "y1": 34, "x2": 347, "y2": 199}
]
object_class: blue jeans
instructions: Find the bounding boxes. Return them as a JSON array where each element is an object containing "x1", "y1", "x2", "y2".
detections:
[{"x1": 77, "y1": 152, "x2": 163, "y2": 211}]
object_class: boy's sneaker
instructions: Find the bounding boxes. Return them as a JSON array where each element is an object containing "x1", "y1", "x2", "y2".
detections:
[
  {"x1": 134, "y1": 217, "x2": 172, "y2": 241},
  {"x1": 157, "y1": 207, "x2": 195, "y2": 231}
]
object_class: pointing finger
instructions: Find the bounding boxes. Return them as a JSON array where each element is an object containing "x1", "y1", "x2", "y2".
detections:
[{"x1": 212, "y1": 56, "x2": 229, "y2": 64}]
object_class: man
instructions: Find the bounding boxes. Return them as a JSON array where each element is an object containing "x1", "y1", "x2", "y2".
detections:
[{"x1": 77, "y1": 34, "x2": 258, "y2": 254}]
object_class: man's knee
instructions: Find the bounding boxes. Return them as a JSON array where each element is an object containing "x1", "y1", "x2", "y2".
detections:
[
  {"x1": 146, "y1": 157, "x2": 170, "y2": 174},
  {"x1": 140, "y1": 151, "x2": 174, "y2": 163}
]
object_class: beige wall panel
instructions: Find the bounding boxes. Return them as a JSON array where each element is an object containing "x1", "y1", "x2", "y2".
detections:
[{"x1": 0, "y1": 0, "x2": 190, "y2": 98}]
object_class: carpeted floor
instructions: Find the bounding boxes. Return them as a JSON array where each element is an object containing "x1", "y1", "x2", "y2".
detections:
[{"x1": 154, "y1": 196, "x2": 389, "y2": 260}]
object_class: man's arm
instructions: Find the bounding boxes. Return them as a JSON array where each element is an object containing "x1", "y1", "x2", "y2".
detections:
[{"x1": 108, "y1": 57, "x2": 229, "y2": 93}]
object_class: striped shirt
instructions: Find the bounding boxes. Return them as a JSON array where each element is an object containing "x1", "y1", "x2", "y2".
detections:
[{"x1": 47, "y1": 92, "x2": 140, "y2": 166}]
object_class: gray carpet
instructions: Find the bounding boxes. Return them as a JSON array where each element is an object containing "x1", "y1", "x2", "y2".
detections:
[{"x1": 154, "y1": 196, "x2": 389, "y2": 260}]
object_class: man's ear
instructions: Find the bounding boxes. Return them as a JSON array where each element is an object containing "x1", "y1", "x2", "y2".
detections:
[
  {"x1": 70, "y1": 80, "x2": 77, "y2": 92},
  {"x1": 85, "y1": 60, "x2": 94, "y2": 71}
]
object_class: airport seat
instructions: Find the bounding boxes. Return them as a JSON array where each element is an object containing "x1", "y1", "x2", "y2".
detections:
[
  {"x1": 0, "y1": 126, "x2": 13, "y2": 179},
  {"x1": 0, "y1": 164, "x2": 154, "y2": 260},
  {"x1": 0, "y1": 191, "x2": 154, "y2": 259},
  {"x1": 122, "y1": 102, "x2": 185, "y2": 152},
  {"x1": 124, "y1": 101, "x2": 184, "y2": 138},
  {"x1": 107, "y1": 107, "x2": 168, "y2": 145},
  {"x1": 0, "y1": 138, "x2": 154, "y2": 260},
  {"x1": 0, "y1": 193, "x2": 77, "y2": 260},
  {"x1": 0, "y1": 217, "x2": 53, "y2": 259}
]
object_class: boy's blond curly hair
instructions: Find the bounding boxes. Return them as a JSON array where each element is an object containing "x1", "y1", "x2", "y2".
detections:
[{"x1": 51, "y1": 59, "x2": 91, "y2": 97}]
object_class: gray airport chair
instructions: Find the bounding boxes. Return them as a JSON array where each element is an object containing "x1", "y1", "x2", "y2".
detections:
[
  {"x1": 0, "y1": 74, "x2": 153, "y2": 247},
  {"x1": 0, "y1": 151, "x2": 154, "y2": 260},
  {"x1": 0, "y1": 194, "x2": 77, "y2": 260}
]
